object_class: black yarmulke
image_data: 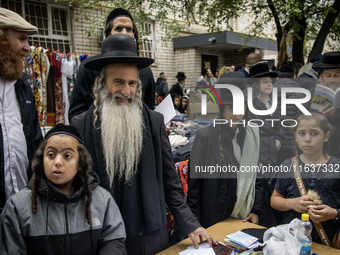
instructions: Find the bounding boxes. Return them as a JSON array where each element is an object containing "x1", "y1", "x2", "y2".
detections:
[
  {"x1": 45, "y1": 124, "x2": 84, "y2": 145},
  {"x1": 106, "y1": 8, "x2": 134, "y2": 25}
]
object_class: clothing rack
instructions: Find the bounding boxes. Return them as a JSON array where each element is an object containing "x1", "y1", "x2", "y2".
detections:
[{"x1": 24, "y1": 46, "x2": 92, "y2": 127}]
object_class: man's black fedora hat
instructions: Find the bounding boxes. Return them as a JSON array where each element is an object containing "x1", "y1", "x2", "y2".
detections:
[
  {"x1": 84, "y1": 34, "x2": 154, "y2": 71},
  {"x1": 312, "y1": 51, "x2": 340, "y2": 69},
  {"x1": 247, "y1": 63, "x2": 278, "y2": 84},
  {"x1": 176, "y1": 72, "x2": 186, "y2": 80}
]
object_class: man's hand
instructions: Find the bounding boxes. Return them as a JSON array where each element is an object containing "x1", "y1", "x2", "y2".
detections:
[
  {"x1": 309, "y1": 205, "x2": 338, "y2": 223},
  {"x1": 319, "y1": 103, "x2": 336, "y2": 118},
  {"x1": 188, "y1": 227, "x2": 217, "y2": 249},
  {"x1": 288, "y1": 196, "x2": 314, "y2": 213},
  {"x1": 242, "y1": 213, "x2": 259, "y2": 224}
]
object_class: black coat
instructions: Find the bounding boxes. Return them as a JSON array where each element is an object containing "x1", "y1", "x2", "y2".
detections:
[
  {"x1": 155, "y1": 78, "x2": 168, "y2": 97},
  {"x1": 0, "y1": 73, "x2": 43, "y2": 210},
  {"x1": 169, "y1": 83, "x2": 183, "y2": 97},
  {"x1": 82, "y1": 104, "x2": 200, "y2": 240},
  {"x1": 248, "y1": 97, "x2": 283, "y2": 166},
  {"x1": 187, "y1": 124, "x2": 262, "y2": 229},
  {"x1": 69, "y1": 62, "x2": 155, "y2": 122},
  {"x1": 295, "y1": 71, "x2": 317, "y2": 110},
  {"x1": 275, "y1": 78, "x2": 305, "y2": 149}
]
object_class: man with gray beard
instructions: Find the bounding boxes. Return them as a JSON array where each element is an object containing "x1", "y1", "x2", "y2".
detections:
[{"x1": 80, "y1": 34, "x2": 215, "y2": 254}]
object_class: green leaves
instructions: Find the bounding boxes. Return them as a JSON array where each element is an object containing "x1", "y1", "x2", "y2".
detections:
[{"x1": 62, "y1": 0, "x2": 339, "y2": 60}]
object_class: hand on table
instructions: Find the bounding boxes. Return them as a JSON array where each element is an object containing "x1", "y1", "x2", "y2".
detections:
[
  {"x1": 242, "y1": 213, "x2": 259, "y2": 224},
  {"x1": 188, "y1": 227, "x2": 217, "y2": 249}
]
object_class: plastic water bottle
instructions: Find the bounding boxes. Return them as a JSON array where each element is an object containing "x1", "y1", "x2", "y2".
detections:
[{"x1": 299, "y1": 213, "x2": 312, "y2": 255}]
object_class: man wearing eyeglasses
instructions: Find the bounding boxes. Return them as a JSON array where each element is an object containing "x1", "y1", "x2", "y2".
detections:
[{"x1": 69, "y1": 8, "x2": 155, "y2": 125}]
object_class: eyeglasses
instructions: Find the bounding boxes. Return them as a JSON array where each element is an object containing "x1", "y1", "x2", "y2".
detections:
[{"x1": 112, "y1": 25, "x2": 134, "y2": 33}]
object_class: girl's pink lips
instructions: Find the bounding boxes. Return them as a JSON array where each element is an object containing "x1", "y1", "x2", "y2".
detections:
[{"x1": 53, "y1": 170, "x2": 63, "y2": 176}]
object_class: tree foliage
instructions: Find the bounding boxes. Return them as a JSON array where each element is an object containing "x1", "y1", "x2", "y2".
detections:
[{"x1": 60, "y1": 0, "x2": 340, "y2": 64}]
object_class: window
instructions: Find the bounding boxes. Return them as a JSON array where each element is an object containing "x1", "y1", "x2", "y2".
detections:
[
  {"x1": 1, "y1": 0, "x2": 72, "y2": 52},
  {"x1": 139, "y1": 22, "x2": 155, "y2": 59}
]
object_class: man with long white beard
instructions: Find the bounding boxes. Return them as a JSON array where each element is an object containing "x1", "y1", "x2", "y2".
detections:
[
  {"x1": 313, "y1": 51, "x2": 340, "y2": 158},
  {"x1": 0, "y1": 8, "x2": 42, "y2": 211},
  {"x1": 81, "y1": 34, "x2": 215, "y2": 254}
]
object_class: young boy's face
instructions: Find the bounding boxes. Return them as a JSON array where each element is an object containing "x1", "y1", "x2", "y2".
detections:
[
  {"x1": 43, "y1": 134, "x2": 80, "y2": 195},
  {"x1": 174, "y1": 98, "x2": 181, "y2": 107},
  {"x1": 182, "y1": 98, "x2": 188, "y2": 108}
]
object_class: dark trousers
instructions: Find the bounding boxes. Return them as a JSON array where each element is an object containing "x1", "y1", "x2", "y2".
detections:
[{"x1": 125, "y1": 225, "x2": 169, "y2": 255}]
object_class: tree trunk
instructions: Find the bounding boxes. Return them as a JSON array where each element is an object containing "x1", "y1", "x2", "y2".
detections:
[
  {"x1": 308, "y1": 0, "x2": 340, "y2": 60},
  {"x1": 292, "y1": 21, "x2": 306, "y2": 64}
]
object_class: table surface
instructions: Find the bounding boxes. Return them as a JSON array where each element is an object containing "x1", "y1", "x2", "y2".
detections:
[{"x1": 157, "y1": 217, "x2": 340, "y2": 254}]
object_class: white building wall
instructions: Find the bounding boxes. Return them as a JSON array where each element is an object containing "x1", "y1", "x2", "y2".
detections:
[{"x1": 72, "y1": 8, "x2": 102, "y2": 55}]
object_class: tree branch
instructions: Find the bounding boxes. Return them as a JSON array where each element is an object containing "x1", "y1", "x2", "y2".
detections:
[{"x1": 309, "y1": 0, "x2": 340, "y2": 60}]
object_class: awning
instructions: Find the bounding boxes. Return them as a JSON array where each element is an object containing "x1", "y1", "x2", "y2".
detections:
[{"x1": 173, "y1": 30, "x2": 277, "y2": 51}]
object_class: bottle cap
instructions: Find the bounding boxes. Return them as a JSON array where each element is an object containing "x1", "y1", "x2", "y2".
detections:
[{"x1": 302, "y1": 213, "x2": 309, "y2": 221}]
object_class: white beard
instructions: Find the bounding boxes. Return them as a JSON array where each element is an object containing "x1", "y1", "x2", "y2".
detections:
[{"x1": 100, "y1": 89, "x2": 144, "y2": 186}]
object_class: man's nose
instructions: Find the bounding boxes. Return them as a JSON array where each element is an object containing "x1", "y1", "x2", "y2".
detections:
[
  {"x1": 22, "y1": 40, "x2": 30, "y2": 53},
  {"x1": 120, "y1": 83, "x2": 131, "y2": 96}
]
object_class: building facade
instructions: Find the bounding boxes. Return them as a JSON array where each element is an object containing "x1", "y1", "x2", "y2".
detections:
[{"x1": 1, "y1": 0, "x2": 278, "y2": 89}]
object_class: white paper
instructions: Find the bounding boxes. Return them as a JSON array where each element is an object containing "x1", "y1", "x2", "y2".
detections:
[
  {"x1": 154, "y1": 94, "x2": 176, "y2": 125},
  {"x1": 178, "y1": 242, "x2": 215, "y2": 255}
]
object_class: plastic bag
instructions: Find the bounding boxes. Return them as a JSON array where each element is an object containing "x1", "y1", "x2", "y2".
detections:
[{"x1": 263, "y1": 218, "x2": 304, "y2": 255}]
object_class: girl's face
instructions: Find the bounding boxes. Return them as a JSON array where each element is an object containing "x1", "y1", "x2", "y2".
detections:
[
  {"x1": 258, "y1": 77, "x2": 273, "y2": 96},
  {"x1": 174, "y1": 98, "x2": 181, "y2": 107},
  {"x1": 295, "y1": 119, "x2": 330, "y2": 156},
  {"x1": 44, "y1": 135, "x2": 80, "y2": 195},
  {"x1": 223, "y1": 104, "x2": 246, "y2": 131}
]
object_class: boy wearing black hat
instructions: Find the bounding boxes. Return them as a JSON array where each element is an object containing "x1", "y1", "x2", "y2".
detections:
[
  {"x1": 188, "y1": 72, "x2": 262, "y2": 228},
  {"x1": 0, "y1": 8, "x2": 43, "y2": 211},
  {"x1": 169, "y1": 71, "x2": 186, "y2": 97},
  {"x1": 69, "y1": 8, "x2": 156, "y2": 123}
]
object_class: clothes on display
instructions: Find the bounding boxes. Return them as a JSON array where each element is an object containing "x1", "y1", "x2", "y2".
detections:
[{"x1": 24, "y1": 47, "x2": 90, "y2": 127}]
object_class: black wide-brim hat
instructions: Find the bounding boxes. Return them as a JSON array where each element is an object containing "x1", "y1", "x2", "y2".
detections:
[
  {"x1": 176, "y1": 72, "x2": 186, "y2": 80},
  {"x1": 213, "y1": 71, "x2": 247, "y2": 105},
  {"x1": 312, "y1": 51, "x2": 340, "y2": 69},
  {"x1": 84, "y1": 34, "x2": 154, "y2": 71},
  {"x1": 247, "y1": 62, "x2": 278, "y2": 84}
]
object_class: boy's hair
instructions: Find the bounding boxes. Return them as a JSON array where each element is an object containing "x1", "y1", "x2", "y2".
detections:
[
  {"x1": 294, "y1": 112, "x2": 331, "y2": 157},
  {"x1": 173, "y1": 95, "x2": 181, "y2": 101},
  {"x1": 31, "y1": 138, "x2": 94, "y2": 225}
]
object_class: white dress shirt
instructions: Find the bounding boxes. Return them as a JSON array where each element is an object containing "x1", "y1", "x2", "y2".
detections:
[{"x1": 0, "y1": 77, "x2": 29, "y2": 201}]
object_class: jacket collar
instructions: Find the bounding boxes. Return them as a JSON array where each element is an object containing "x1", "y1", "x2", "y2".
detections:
[{"x1": 27, "y1": 171, "x2": 100, "y2": 203}]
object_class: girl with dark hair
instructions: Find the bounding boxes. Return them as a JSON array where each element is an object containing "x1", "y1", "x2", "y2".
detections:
[
  {"x1": 0, "y1": 124, "x2": 126, "y2": 255},
  {"x1": 271, "y1": 112, "x2": 340, "y2": 244}
]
